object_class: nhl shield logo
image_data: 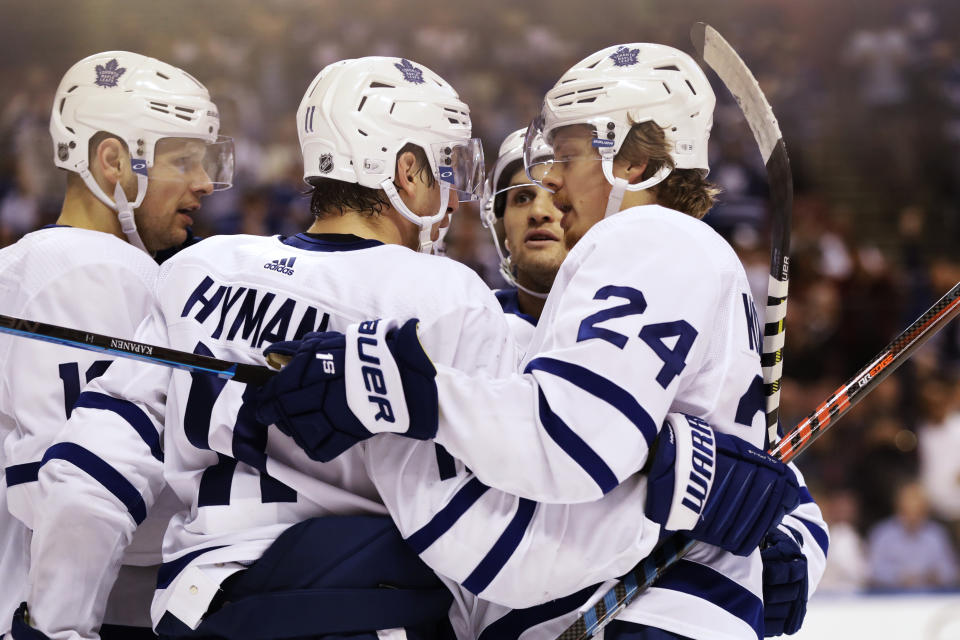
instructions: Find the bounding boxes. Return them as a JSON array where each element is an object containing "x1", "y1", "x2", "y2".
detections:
[
  {"x1": 94, "y1": 58, "x2": 127, "y2": 87},
  {"x1": 609, "y1": 46, "x2": 640, "y2": 67},
  {"x1": 318, "y1": 153, "x2": 334, "y2": 174},
  {"x1": 394, "y1": 58, "x2": 425, "y2": 84}
]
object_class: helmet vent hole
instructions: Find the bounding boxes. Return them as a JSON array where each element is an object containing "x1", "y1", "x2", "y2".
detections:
[
  {"x1": 175, "y1": 114, "x2": 192, "y2": 121},
  {"x1": 662, "y1": 82, "x2": 671, "y2": 94},
  {"x1": 655, "y1": 65, "x2": 680, "y2": 72},
  {"x1": 685, "y1": 80, "x2": 697, "y2": 95},
  {"x1": 586, "y1": 60, "x2": 601, "y2": 69},
  {"x1": 65, "y1": 126, "x2": 75, "y2": 134},
  {"x1": 447, "y1": 118, "x2": 459, "y2": 124},
  {"x1": 576, "y1": 97, "x2": 597, "y2": 104},
  {"x1": 358, "y1": 129, "x2": 368, "y2": 137},
  {"x1": 66, "y1": 85, "x2": 78, "y2": 93},
  {"x1": 359, "y1": 96, "x2": 368, "y2": 111},
  {"x1": 59, "y1": 98, "x2": 66, "y2": 114},
  {"x1": 389, "y1": 103, "x2": 395, "y2": 115},
  {"x1": 156, "y1": 72, "x2": 170, "y2": 80},
  {"x1": 150, "y1": 106, "x2": 169, "y2": 115},
  {"x1": 555, "y1": 91, "x2": 575, "y2": 99},
  {"x1": 175, "y1": 106, "x2": 195, "y2": 114},
  {"x1": 370, "y1": 82, "x2": 394, "y2": 89}
]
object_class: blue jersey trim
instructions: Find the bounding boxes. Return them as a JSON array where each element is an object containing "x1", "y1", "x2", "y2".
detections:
[
  {"x1": 798, "y1": 487, "x2": 814, "y2": 504},
  {"x1": 495, "y1": 289, "x2": 537, "y2": 327},
  {"x1": 184, "y1": 342, "x2": 228, "y2": 451},
  {"x1": 535, "y1": 389, "x2": 619, "y2": 494},
  {"x1": 41, "y1": 442, "x2": 147, "y2": 525},
  {"x1": 525, "y1": 357, "x2": 658, "y2": 447},
  {"x1": 405, "y1": 477, "x2": 489, "y2": 554},
  {"x1": 281, "y1": 233, "x2": 384, "y2": 252},
  {"x1": 795, "y1": 516, "x2": 830, "y2": 556},
  {"x1": 197, "y1": 454, "x2": 237, "y2": 507},
  {"x1": 434, "y1": 444, "x2": 457, "y2": 480},
  {"x1": 476, "y1": 584, "x2": 597, "y2": 640},
  {"x1": 5, "y1": 461, "x2": 42, "y2": 486},
  {"x1": 657, "y1": 559, "x2": 763, "y2": 639},
  {"x1": 40, "y1": 224, "x2": 72, "y2": 229},
  {"x1": 75, "y1": 391, "x2": 163, "y2": 462},
  {"x1": 156, "y1": 545, "x2": 228, "y2": 589},
  {"x1": 462, "y1": 498, "x2": 537, "y2": 594}
]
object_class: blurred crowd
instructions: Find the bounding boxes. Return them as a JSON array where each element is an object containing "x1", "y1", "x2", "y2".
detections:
[{"x1": 2, "y1": 0, "x2": 960, "y2": 594}]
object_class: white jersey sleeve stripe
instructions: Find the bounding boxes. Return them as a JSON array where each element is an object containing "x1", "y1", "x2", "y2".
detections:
[
  {"x1": 405, "y1": 477, "x2": 489, "y2": 553},
  {"x1": 41, "y1": 442, "x2": 148, "y2": 525},
  {"x1": 74, "y1": 391, "x2": 163, "y2": 461},
  {"x1": 461, "y1": 498, "x2": 537, "y2": 595}
]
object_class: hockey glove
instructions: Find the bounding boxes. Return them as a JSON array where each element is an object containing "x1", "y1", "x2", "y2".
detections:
[
  {"x1": 761, "y1": 526, "x2": 808, "y2": 637},
  {"x1": 644, "y1": 413, "x2": 801, "y2": 557},
  {"x1": 254, "y1": 318, "x2": 439, "y2": 462}
]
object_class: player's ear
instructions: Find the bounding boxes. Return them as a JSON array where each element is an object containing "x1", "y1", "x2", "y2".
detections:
[
  {"x1": 93, "y1": 137, "x2": 129, "y2": 187},
  {"x1": 624, "y1": 160, "x2": 649, "y2": 185},
  {"x1": 394, "y1": 151, "x2": 419, "y2": 197}
]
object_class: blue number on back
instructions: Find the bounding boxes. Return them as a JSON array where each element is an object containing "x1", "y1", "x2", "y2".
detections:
[{"x1": 58, "y1": 360, "x2": 112, "y2": 418}]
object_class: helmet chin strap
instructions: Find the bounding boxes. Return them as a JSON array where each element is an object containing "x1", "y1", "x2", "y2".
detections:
[
  {"x1": 78, "y1": 159, "x2": 149, "y2": 252},
  {"x1": 381, "y1": 179, "x2": 451, "y2": 254},
  {"x1": 600, "y1": 158, "x2": 672, "y2": 218}
]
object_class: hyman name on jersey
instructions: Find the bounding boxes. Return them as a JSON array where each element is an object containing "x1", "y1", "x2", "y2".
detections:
[{"x1": 181, "y1": 275, "x2": 330, "y2": 349}]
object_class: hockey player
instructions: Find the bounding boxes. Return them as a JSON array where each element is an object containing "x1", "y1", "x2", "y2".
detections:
[
  {"x1": 480, "y1": 130, "x2": 829, "y2": 637},
  {"x1": 254, "y1": 44, "x2": 817, "y2": 639},
  {"x1": 480, "y1": 129, "x2": 567, "y2": 348},
  {"x1": 0, "y1": 51, "x2": 233, "y2": 639}
]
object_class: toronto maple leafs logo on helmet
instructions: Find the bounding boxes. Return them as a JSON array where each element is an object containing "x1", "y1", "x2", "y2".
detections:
[
  {"x1": 394, "y1": 58, "x2": 425, "y2": 84},
  {"x1": 94, "y1": 58, "x2": 127, "y2": 88},
  {"x1": 608, "y1": 46, "x2": 640, "y2": 67}
]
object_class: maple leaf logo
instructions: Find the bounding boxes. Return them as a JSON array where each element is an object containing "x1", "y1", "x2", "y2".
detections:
[
  {"x1": 94, "y1": 58, "x2": 127, "y2": 88},
  {"x1": 608, "y1": 46, "x2": 640, "y2": 67},
  {"x1": 394, "y1": 58, "x2": 425, "y2": 84}
]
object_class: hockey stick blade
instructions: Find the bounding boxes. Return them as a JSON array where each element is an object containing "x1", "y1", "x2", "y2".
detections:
[
  {"x1": 556, "y1": 280, "x2": 960, "y2": 639},
  {"x1": 0, "y1": 313, "x2": 275, "y2": 385},
  {"x1": 693, "y1": 21, "x2": 794, "y2": 447}
]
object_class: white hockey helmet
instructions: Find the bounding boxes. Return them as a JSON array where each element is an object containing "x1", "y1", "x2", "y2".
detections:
[
  {"x1": 523, "y1": 43, "x2": 715, "y2": 217},
  {"x1": 51, "y1": 51, "x2": 234, "y2": 251},
  {"x1": 480, "y1": 128, "x2": 553, "y2": 296},
  {"x1": 297, "y1": 56, "x2": 484, "y2": 253}
]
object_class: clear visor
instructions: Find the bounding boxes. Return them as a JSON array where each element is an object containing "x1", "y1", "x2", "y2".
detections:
[
  {"x1": 523, "y1": 117, "x2": 605, "y2": 191},
  {"x1": 143, "y1": 135, "x2": 235, "y2": 191},
  {"x1": 431, "y1": 138, "x2": 484, "y2": 202}
]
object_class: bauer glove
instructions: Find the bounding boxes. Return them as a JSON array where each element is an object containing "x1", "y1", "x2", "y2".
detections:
[
  {"x1": 254, "y1": 318, "x2": 439, "y2": 462},
  {"x1": 644, "y1": 413, "x2": 801, "y2": 557},
  {"x1": 761, "y1": 525, "x2": 808, "y2": 636}
]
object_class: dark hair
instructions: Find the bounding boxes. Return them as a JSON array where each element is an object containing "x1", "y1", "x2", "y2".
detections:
[
  {"x1": 616, "y1": 120, "x2": 721, "y2": 220},
  {"x1": 309, "y1": 143, "x2": 435, "y2": 218}
]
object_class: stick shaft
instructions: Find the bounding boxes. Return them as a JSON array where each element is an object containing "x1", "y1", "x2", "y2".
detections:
[{"x1": 0, "y1": 313, "x2": 274, "y2": 385}]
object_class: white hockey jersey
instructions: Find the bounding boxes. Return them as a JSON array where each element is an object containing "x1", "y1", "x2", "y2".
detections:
[
  {"x1": 428, "y1": 205, "x2": 826, "y2": 639},
  {"x1": 480, "y1": 279, "x2": 830, "y2": 639},
  {"x1": 40, "y1": 233, "x2": 669, "y2": 636},
  {"x1": 0, "y1": 226, "x2": 179, "y2": 637}
]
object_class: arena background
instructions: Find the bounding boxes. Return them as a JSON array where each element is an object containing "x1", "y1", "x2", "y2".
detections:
[{"x1": 2, "y1": 0, "x2": 960, "y2": 636}]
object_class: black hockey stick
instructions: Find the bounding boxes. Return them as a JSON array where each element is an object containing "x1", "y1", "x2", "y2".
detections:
[
  {"x1": 557, "y1": 280, "x2": 960, "y2": 639},
  {"x1": 692, "y1": 22, "x2": 793, "y2": 447},
  {"x1": 0, "y1": 313, "x2": 275, "y2": 385}
]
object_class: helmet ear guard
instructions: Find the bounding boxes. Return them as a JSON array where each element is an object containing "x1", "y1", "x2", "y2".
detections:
[{"x1": 297, "y1": 57, "x2": 484, "y2": 254}]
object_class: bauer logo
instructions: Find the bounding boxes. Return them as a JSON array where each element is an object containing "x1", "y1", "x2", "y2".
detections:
[
  {"x1": 263, "y1": 256, "x2": 297, "y2": 275},
  {"x1": 394, "y1": 58, "x2": 425, "y2": 84},
  {"x1": 94, "y1": 59, "x2": 126, "y2": 87},
  {"x1": 592, "y1": 138, "x2": 615, "y2": 148},
  {"x1": 318, "y1": 153, "x2": 334, "y2": 174},
  {"x1": 609, "y1": 46, "x2": 640, "y2": 67}
]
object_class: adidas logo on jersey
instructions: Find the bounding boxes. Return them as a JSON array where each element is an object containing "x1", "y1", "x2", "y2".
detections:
[{"x1": 264, "y1": 256, "x2": 297, "y2": 275}]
